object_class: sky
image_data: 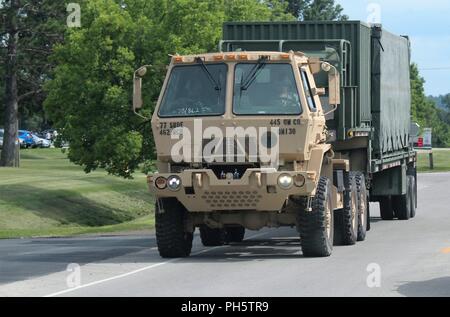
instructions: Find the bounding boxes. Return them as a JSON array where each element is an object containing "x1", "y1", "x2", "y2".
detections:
[{"x1": 335, "y1": 0, "x2": 450, "y2": 96}]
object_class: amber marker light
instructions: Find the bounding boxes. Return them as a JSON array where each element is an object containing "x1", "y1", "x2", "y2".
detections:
[{"x1": 155, "y1": 177, "x2": 167, "y2": 190}]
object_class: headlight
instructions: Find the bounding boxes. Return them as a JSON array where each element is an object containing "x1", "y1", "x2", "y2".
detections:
[
  {"x1": 167, "y1": 176, "x2": 182, "y2": 191},
  {"x1": 294, "y1": 174, "x2": 306, "y2": 187},
  {"x1": 155, "y1": 177, "x2": 167, "y2": 190},
  {"x1": 278, "y1": 174, "x2": 293, "y2": 190}
]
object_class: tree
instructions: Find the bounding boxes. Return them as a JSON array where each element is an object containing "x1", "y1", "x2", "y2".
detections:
[
  {"x1": 441, "y1": 94, "x2": 450, "y2": 111},
  {"x1": 410, "y1": 64, "x2": 449, "y2": 147},
  {"x1": 284, "y1": 0, "x2": 308, "y2": 19},
  {"x1": 44, "y1": 0, "x2": 296, "y2": 177},
  {"x1": 0, "y1": 0, "x2": 20, "y2": 167},
  {"x1": 0, "y1": 0, "x2": 66, "y2": 166},
  {"x1": 285, "y1": 0, "x2": 348, "y2": 21}
]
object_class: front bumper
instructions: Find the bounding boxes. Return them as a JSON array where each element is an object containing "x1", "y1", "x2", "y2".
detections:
[{"x1": 148, "y1": 169, "x2": 317, "y2": 212}]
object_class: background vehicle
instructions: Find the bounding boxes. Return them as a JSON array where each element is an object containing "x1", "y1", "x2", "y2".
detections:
[
  {"x1": 134, "y1": 21, "x2": 417, "y2": 258},
  {"x1": 31, "y1": 134, "x2": 51, "y2": 148},
  {"x1": 18, "y1": 131, "x2": 35, "y2": 148}
]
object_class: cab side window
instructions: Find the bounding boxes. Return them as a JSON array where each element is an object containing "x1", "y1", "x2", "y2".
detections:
[{"x1": 300, "y1": 69, "x2": 317, "y2": 112}]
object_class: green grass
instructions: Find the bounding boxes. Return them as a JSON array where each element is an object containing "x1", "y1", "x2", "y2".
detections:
[
  {"x1": 417, "y1": 149, "x2": 450, "y2": 173},
  {"x1": 0, "y1": 149, "x2": 154, "y2": 239}
]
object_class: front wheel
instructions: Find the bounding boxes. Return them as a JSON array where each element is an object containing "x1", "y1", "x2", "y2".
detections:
[
  {"x1": 155, "y1": 198, "x2": 193, "y2": 258},
  {"x1": 297, "y1": 177, "x2": 334, "y2": 257}
]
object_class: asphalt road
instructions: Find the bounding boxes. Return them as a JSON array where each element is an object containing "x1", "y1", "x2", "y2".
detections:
[{"x1": 1, "y1": 173, "x2": 449, "y2": 297}]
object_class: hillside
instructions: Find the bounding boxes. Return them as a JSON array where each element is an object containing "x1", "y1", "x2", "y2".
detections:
[{"x1": 0, "y1": 149, "x2": 154, "y2": 238}]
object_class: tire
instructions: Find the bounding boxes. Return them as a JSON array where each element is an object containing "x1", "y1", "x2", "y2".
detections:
[
  {"x1": 379, "y1": 196, "x2": 394, "y2": 220},
  {"x1": 366, "y1": 201, "x2": 371, "y2": 231},
  {"x1": 155, "y1": 198, "x2": 193, "y2": 258},
  {"x1": 225, "y1": 226, "x2": 245, "y2": 243},
  {"x1": 200, "y1": 225, "x2": 226, "y2": 247},
  {"x1": 297, "y1": 177, "x2": 334, "y2": 257},
  {"x1": 354, "y1": 173, "x2": 368, "y2": 242},
  {"x1": 393, "y1": 177, "x2": 411, "y2": 221},
  {"x1": 409, "y1": 175, "x2": 417, "y2": 218},
  {"x1": 334, "y1": 174, "x2": 359, "y2": 246}
]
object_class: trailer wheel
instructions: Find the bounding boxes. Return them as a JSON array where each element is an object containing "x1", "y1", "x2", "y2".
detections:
[
  {"x1": 297, "y1": 177, "x2": 334, "y2": 257},
  {"x1": 334, "y1": 174, "x2": 359, "y2": 246},
  {"x1": 393, "y1": 177, "x2": 412, "y2": 220},
  {"x1": 225, "y1": 226, "x2": 246, "y2": 243},
  {"x1": 354, "y1": 173, "x2": 368, "y2": 242},
  {"x1": 409, "y1": 176, "x2": 417, "y2": 218},
  {"x1": 200, "y1": 226, "x2": 226, "y2": 247},
  {"x1": 379, "y1": 196, "x2": 394, "y2": 220},
  {"x1": 155, "y1": 198, "x2": 193, "y2": 258}
]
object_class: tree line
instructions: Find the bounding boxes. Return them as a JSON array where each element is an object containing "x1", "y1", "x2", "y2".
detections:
[
  {"x1": 410, "y1": 64, "x2": 450, "y2": 147},
  {"x1": 0, "y1": 0, "x2": 346, "y2": 172},
  {"x1": 1, "y1": 0, "x2": 447, "y2": 176}
]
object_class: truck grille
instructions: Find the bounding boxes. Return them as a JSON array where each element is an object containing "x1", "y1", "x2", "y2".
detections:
[
  {"x1": 202, "y1": 137, "x2": 256, "y2": 163},
  {"x1": 201, "y1": 191, "x2": 263, "y2": 209}
]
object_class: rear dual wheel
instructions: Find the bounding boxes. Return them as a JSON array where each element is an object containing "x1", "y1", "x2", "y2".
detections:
[
  {"x1": 200, "y1": 226, "x2": 226, "y2": 246},
  {"x1": 379, "y1": 175, "x2": 417, "y2": 221},
  {"x1": 354, "y1": 173, "x2": 369, "y2": 242},
  {"x1": 334, "y1": 174, "x2": 359, "y2": 246},
  {"x1": 379, "y1": 196, "x2": 395, "y2": 220},
  {"x1": 408, "y1": 176, "x2": 417, "y2": 219},
  {"x1": 393, "y1": 175, "x2": 416, "y2": 220},
  {"x1": 226, "y1": 226, "x2": 246, "y2": 243},
  {"x1": 200, "y1": 226, "x2": 246, "y2": 246}
]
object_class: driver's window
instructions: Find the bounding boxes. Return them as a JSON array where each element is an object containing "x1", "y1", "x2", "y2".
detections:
[{"x1": 300, "y1": 68, "x2": 317, "y2": 112}]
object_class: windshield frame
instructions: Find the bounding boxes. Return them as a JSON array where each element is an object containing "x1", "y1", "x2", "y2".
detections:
[
  {"x1": 232, "y1": 62, "x2": 303, "y2": 117},
  {"x1": 158, "y1": 63, "x2": 228, "y2": 119}
]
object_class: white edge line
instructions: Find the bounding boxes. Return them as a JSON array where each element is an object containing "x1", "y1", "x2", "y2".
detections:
[{"x1": 44, "y1": 231, "x2": 270, "y2": 297}]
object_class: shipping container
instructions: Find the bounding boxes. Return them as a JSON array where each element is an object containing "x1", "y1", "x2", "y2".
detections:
[{"x1": 221, "y1": 21, "x2": 413, "y2": 173}]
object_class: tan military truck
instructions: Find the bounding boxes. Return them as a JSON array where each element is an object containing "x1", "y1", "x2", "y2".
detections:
[{"x1": 133, "y1": 21, "x2": 417, "y2": 258}]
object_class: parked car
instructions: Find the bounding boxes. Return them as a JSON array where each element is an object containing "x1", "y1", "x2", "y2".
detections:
[
  {"x1": 18, "y1": 130, "x2": 35, "y2": 148},
  {"x1": 31, "y1": 134, "x2": 51, "y2": 148}
]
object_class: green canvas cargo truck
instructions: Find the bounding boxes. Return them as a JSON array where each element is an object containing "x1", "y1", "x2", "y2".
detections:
[{"x1": 133, "y1": 21, "x2": 417, "y2": 258}]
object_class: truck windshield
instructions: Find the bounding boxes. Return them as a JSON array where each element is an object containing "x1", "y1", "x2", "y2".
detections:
[
  {"x1": 233, "y1": 63, "x2": 301, "y2": 115},
  {"x1": 159, "y1": 64, "x2": 227, "y2": 117}
]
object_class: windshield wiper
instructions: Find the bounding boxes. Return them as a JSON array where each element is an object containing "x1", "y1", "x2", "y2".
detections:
[
  {"x1": 195, "y1": 57, "x2": 221, "y2": 91},
  {"x1": 241, "y1": 57, "x2": 268, "y2": 91}
]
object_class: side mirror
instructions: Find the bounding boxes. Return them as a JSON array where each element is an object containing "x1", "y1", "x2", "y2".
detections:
[
  {"x1": 321, "y1": 62, "x2": 341, "y2": 115},
  {"x1": 133, "y1": 66, "x2": 150, "y2": 113}
]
